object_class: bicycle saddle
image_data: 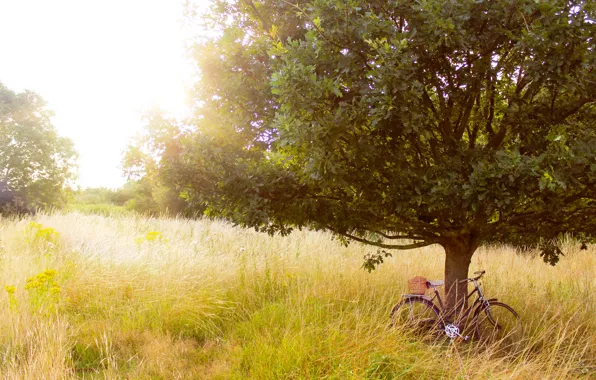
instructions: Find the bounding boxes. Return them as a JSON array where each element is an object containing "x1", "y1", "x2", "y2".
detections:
[{"x1": 427, "y1": 280, "x2": 444, "y2": 287}]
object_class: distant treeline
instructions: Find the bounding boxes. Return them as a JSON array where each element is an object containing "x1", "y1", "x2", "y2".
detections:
[{"x1": 69, "y1": 178, "x2": 190, "y2": 217}]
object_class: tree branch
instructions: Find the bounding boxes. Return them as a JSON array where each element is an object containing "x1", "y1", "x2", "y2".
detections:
[
  {"x1": 421, "y1": 89, "x2": 439, "y2": 118},
  {"x1": 326, "y1": 225, "x2": 434, "y2": 249},
  {"x1": 243, "y1": 0, "x2": 271, "y2": 32},
  {"x1": 358, "y1": 227, "x2": 427, "y2": 241},
  {"x1": 554, "y1": 98, "x2": 594, "y2": 124}
]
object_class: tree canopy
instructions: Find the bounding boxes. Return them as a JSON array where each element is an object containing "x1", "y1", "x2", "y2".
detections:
[
  {"x1": 0, "y1": 83, "x2": 77, "y2": 212},
  {"x1": 128, "y1": 0, "x2": 596, "y2": 309}
]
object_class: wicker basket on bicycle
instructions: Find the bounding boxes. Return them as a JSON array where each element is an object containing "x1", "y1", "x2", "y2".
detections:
[{"x1": 408, "y1": 276, "x2": 428, "y2": 295}]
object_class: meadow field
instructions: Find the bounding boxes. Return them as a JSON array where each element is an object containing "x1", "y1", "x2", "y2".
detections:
[{"x1": 0, "y1": 212, "x2": 594, "y2": 379}]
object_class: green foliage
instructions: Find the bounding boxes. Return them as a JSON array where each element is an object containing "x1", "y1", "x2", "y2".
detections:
[
  {"x1": 362, "y1": 249, "x2": 393, "y2": 273},
  {"x1": 121, "y1": 108, "x2": 190, "y2": 216},
  {"x1": 119, "y1": 180, "x2": 160, "y2": 215},
  {"x1": 0, "y1": 83, "x2": 77, "y2": 212}
]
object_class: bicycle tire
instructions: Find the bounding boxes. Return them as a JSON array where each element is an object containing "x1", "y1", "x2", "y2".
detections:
[
  {"x1": 390, "y1": 297, "x2": 443, "y2": 335},
  {"x1": 473, "y1": 301, "x2": 521, "y2": 342}
]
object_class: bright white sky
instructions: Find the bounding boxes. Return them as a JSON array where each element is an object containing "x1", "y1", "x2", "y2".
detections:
[{"x1": 0, "y1": 0, "x2": 208, "y2": 189}]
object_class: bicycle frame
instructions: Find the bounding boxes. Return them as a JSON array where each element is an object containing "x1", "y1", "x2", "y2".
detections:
[{"x1": 412, "y1": 278, "x2": 493, "y2": 327}]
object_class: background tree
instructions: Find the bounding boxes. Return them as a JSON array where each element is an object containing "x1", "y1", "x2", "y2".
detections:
[
  {"x1": 130, "y1": 0, "x2": 596, "y2": 310},
  {"x1": 0, "y1": 82, "x2": 77, "y2": 212},
  {"x1": 122, "y1": 108, "x2": 189, "y2": 216}
]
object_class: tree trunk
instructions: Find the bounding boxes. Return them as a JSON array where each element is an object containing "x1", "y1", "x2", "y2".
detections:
[{"x1": 443, "y1": 236, "x2": 478, "y2": 315}]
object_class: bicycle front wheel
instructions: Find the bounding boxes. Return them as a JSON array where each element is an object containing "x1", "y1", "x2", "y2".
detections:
[
  {"x1": 474, "y1": 301, "x2": 521, "y2": 342},
  {"x1": 390, "y1": 297, "x2": 442, "y2": 335}
]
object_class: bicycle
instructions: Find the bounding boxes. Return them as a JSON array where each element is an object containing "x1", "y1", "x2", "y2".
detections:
[{"x1": 390, "y1": 270, "x2": 521, "y2": 342}]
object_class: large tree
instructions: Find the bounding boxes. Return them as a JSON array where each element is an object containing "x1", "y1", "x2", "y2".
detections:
[
  {"x1": 0, "y1": 83, "x2": 77, "y2": 211},
  {"x1": 130, "y1": 0, "x2": 596, "y2": 310}
]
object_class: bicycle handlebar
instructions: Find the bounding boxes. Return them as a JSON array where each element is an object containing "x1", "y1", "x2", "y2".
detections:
[{"x1": 458, "y1": 270, "x2": 486, "y2": 284}]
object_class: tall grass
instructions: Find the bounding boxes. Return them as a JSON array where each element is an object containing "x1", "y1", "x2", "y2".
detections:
[{"x1": 0, "y1": 212, "x2": 594, "y2": 379}]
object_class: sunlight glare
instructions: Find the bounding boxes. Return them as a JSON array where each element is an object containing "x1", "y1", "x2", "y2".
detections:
[{"x1": 0, "y1": 0, "x2": 207, "y2": 188}]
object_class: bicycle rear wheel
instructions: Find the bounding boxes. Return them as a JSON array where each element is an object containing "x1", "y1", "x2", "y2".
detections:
[
  {"x1": 474, "y1": 301, "x2": 521, "y2": 343},
  {"x1": 390, "y1": 297, "x2": 442, "y2": 335}
]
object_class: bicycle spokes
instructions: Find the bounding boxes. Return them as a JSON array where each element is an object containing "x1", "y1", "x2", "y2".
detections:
[
  {"x1": 390, "y1": 299, "x2": 441, "y2": 335},
  {"x1": 475, "y1": 302, "x2": 521, "y2": 343}
]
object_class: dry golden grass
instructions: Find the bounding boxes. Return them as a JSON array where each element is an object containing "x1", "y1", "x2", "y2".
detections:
[{"x1": 0, "y1": 212, "x2": 594, "y2": 379}]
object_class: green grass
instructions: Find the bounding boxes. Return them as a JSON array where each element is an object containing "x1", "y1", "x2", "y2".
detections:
[{"x1": 0, "y1": 212, "x2": 594, "y2": 379}]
